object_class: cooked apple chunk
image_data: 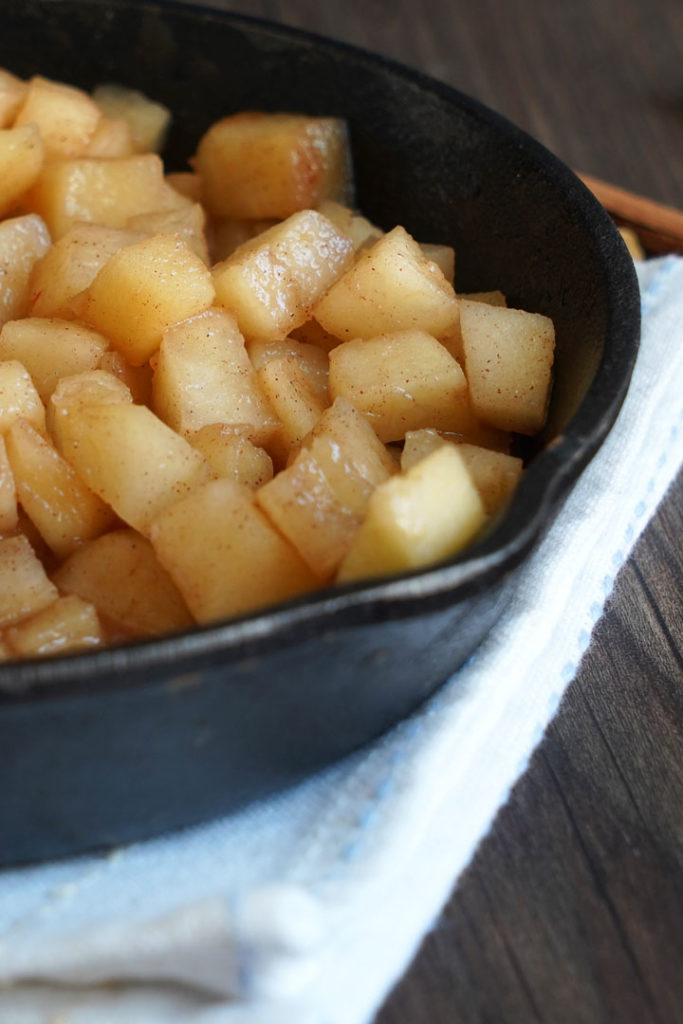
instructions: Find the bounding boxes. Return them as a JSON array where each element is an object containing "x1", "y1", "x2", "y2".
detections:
[
  {"x1": 0, "y1": 69, "x2": 27, "y2": 129},
  {"x1": 15, "y1": 76, "x2": 101, "y2": 158},
  {"x1": 4, "y1": 594, "x2": 104, "y2": 658},
  {"x1": 194, "y1": 112, "x2": 352, "y2": 219},
  {"x1": 189, "y1": 424, "x2": 274, "y2": 489},
  {"x1": 313, "y1": 226, "x2": 460, "y2": 343},
  {"x1": 0, "y1": 318, "x2": 109, "y2": 402},
  {"x1": 0, "y1": 534, "x2": 58, "y2": 628},
  {"x1": 0, "y1": 214, "x2": 51, "y2": 328},
  {"x1": 54, "y1": 528, "x2": 193, "y2": 638},
  {"x1": 337, "y1": 445, "x2": 487, "y2": 583},
  {"x1": 92, "y1": 84, "x2": 171, "y2": 154},
  {"x1": 153, "y1": 308, "x2": 278, "y2": 442},
  {"x1": 0, "y1": 435, "x2": 18, "y2": 535},
  {"x1": 0, "y1": 360, "x2": 46, "y2": 435},
  {"x1": 75, "y1": 233, "x2": 216, "y2": 366},
  {"x1": 212, "y1": 209, "x2": 354, "y2": 342},
  {"x1": 0, "y1": 124, "x2": 44, "y2": 219},
  {"x1": 5, "y1": 419, "x2": 116, "y2": 558},
  {"x1": 55, "y1": 402, "x2": 207, "y2": 533},
  {"x1": 256, "y1": 355, "x2": 328, "y2": 465},
  {"x1": 460, "y1": 300, "x2": 555, "y2": 434},
  {"x1": 329, "y1": 329, "x2": 470, "y2": 442},
  {"x1": 149, "y1": 479, "x2": 317, "y2": 623}
]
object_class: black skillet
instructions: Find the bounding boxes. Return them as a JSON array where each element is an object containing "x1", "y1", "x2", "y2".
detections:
[{"x1": 0, "y1": 0, "x2": 640, "y2": 866}]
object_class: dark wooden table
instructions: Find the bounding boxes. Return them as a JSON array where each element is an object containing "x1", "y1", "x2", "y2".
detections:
[{"x1": 202, "y1": 2, "x2": 683, "y2": 1020}]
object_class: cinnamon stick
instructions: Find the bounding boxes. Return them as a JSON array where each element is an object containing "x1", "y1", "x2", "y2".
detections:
[{"x1": 578, "y1": 173, "x2": 683, "y2": 255}]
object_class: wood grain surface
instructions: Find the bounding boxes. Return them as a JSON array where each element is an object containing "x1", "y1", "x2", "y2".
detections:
[{"x1": 193, "y1": 2, "x2": 682, "y2": 1020}]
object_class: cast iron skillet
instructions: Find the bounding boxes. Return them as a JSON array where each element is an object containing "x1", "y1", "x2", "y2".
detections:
[{"x1": 0, "y1": 0, "x2": 639, "y2": 866}]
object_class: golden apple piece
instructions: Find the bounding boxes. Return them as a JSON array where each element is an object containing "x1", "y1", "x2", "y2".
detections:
[
  {"x1": 126, "y1": 203, "x2": 210, "y2": 265},
  {"x1": 194, "y1": 112, "x2": 352, "y2": 219},
  {"x1": 248, "y1": 336, "x2": 329, "y2": 406},
  {"x1": 55, "y1": 402, "x2": 207, "y2": 533},
  {"x1": 92, "y1": 84, "x2": 171, "y2": 154},
  {"x1": 328, "y1": 329, "x2": 470, "y2": 442},
  {"x1": 83, "y1": 115, "x2": 135, "y2": 158},
  {"x1": 26, "y1": 154, "x2": 187, "y2": 239},
  {"x1": 153, "y1": 307, "x2": 279, "y2": 442},
  {"x1": 4, "y1": 594, "x2": 104, "y2": 658},
  {"x1": 0, "y1": 435, "x2": 18, "y2": 535},
  {"x1": 189, "y1": 424, "x2": 274, "y2": 489},
  {"x1": 0, "y1": 318, "x2": 109, "y2": 402},
  {"x1": 212, "y1": 209, "x2": 354, "y2": 342},
  {"x1": 54, "y1": 528, "x2": 193, "y2": 638},
  {"x1": 0, "y1": 214, "x2": 51, "y2": 328},
  {"x1": 47, "y1": 368, "x2": 133, "y2": 447},
  {"x1": 302, "y1": 395, "x2": 397, "y2": 488},
  {"x1": 402, "y1": 430, "x2": 523, "y2": 515},
  {"x1": 0, "y1": 124, "x2": 45, "y2": 219},
  {"x1": 0, "y1": 69, "x2": 28, "y2": 129},
  {"x1": 316, "y1": 199, "x2": 383, "y2": 251},
  {"x1": 5, "y1": 419, "x2": 116, "y2": 559},
  {"x1": 29, "y1": 223, "x2": 145, "y2": 320},
  {"x1": 0, "y1": 534, "x2": 59, "y2": 628},
  {"x1": 0, "y1": 360, "x2": 46, "y2": 435},
  {"x1": 149, "y1": 478, "x2": 318, "y2": 623},
  {"x1": 313, "y1": 225, "x2": 460, "y2": 343},
  {"x1": 15, "y1": 76, "x2": 101, "y2": 158},
  {"x1": 74, "y1": 233, "x2": 215, "y2": 366},
  {"x1": 256, "y1": 355, "x2": 328, "y2": 465},
  {"x1": 337, "y1": 445, "x2": 487, "y2": 583},
  {"x1": 461, "y1": 300, "x2": 555, "y2": 434}
]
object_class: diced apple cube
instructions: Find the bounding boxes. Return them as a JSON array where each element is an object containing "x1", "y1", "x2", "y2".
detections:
[
  {"x1": 47, "y1": 369, "x2": 133, "y2": 449},
  {"x1": 194, "y1": 112, "x2": 352, "y2": 219},
  {"x1": 54, "y1": 528, "x2": 193, "y2": 638},
  {"x1": 0, "y1": 70, "x2": 27, "y2": 128},
  {"x1": 0, "y1": 318, "x2": 109, "y2": 401},
  {"x1": 189, "y1": 424, "x2": 273, "y2": 489},
  {"x1": 4, "y1": 594, "x2": 104, "y2": 658},
  {"x1": 0, "y1": 435, "x2": 18, "y2": 535},
  {"x1": 92, "y1": 84, "x2": 171, "y2": 154},
  {"x1": 126, "y1": 203, "x2": 210, "y2": 265},
  {"x1": 5, "y1": 419, "x2": 116, "y2": 558},
  {"x1": 55, "y1": 402, "x2": 207, "y2": 533},
  {"x1": 153, "y1": 308, "x2": 278, "y2": 442},
  {"x1": 29, "y1": 223, "x2": 145, "y2": 320},
  {"x1": 15, "y1": 76, "x2": 101, "y2": 158},
  {"x1": 461, "y1": 300, "x2": 555, "y2": 434},
  {"x1": 0, "y1": 214, "x2": 51, "y2": 328},
  {"x1": 83, "y1": 116, "x2": 135, "y2": 158},
  {"x1": 256, "y1": 355, "x2": 328, "y2": 465},
  {"x1": 328, "y1": 329, "x2": 470, "y2": 442},
  {"x1": 74, "y1": 233, "x2": 215, "y2": 365},
  {"x1": 248, "y1": 336, "x2": 329, "y2": 406},
  {"x1": 212, "y1": 209, "x2": 354, "y2": 341},
  {"x1": 149, "y1": 478, "x2": 317, "y2": 623},
  {"x1": 337, "y1": 445, "x2": 487, "y2": 583},
  {"x1": 0, "y1": 360, "x2": 46, "y2": 435},
  {"x1": 313, "y1": 226, "x2": 460, "y2": 343},
  {"x1": 302, "y1": 396, "x2": 397, "y2": 488},
  {"x1": 0, "y1": 124, "x2": 45, "y2": 219},
  {"x1": 0, "y1": 534, "x2": 59, "y2": 628}
]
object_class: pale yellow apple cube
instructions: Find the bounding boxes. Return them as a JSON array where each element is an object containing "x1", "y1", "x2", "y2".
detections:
[
  {"x1": 189, "y1": 424, "x2": 274, "y2": 489},
  {"x1": 149, "y1": 478, "x2": 318, "y2": 623},
  {"x1": 0, "y1": 534, "x2": 58, "y2": 628},
  {"x1": 56, "y1": 402, "x2": 207, "y2": 533},
  {"x1": 54, "y1": 528, "x2": 193, "y2": 638},
  {"x1": 316, "y1": 200, "x2": 383, "y2": 251},
  {"x1": 194, "y1": 112, "x2": 352, "y2": 219},
  {"x1": 15, "y1": 76, "x2": 101, "y2": 158},
  {"x1": 313, "y1": 226, "x2": 460, "y2": 343},
  {"x1": 0, "y1": 360, "x2": 46, "y2": 435},
  {"x1": 212, "y1": 209, "x2": 354, "y2": 341},
  {"x1": 126, "y1": 203, "x2": 210, "y2": 265},
  {"x1": 329, "y1": 329, "x2": 470, "y2": 442},
  {"x1": 256, "y1": 356, "x2": 328, "y2": 465},
  {"x1": 92, "y1": 84, "x2": 171, "y2": 154},
  {"x1": 29, "y1": 223, "x2": 144, "y2": 320},
  {"x1": 337, "y1": 445, "x2": 487, "y2": 583},
  {"x1": 153, "y1": 308, "x2": 278, "y2": 442},
  {"x1": 256, "y1": 444, "x2": 367, "y2": 580},
  {"x1": 27, "y1": 154, "x2": 186, "y2": 239},
  {"x1": 0, "y1": 124, "x2": 45, "y2": 219},
  {"x1": 461, "y1": 300, "x2": 555, "y2": 434},
  {"x1": 303, "y1": 396, "x2": 397, "y2": 489},
  {"x1": 4, "y1": 594, "x2": 104, "y2": 658},
  {"x1": 0, "y1": 69, "x2": 27, "y2": 128},
  {"x1": 0, "y1": 318, "x2": 109, "y2": 401},
  {"x1": 248, "y1": 336, "x2": 329, "y2": 406},
  {"x1": 47, "y1": 369, "x2": 133, "y2": 448},
  {"x1": 83, "y1": 116, "x2": 134, "y2": 158},
  {"x1": 5, "y1": 419, "x2": 116, "y2": 558},
  {"x1": 75, "y1": 233, "x2": 215, "y2": 365},
  {"x1": 0, "y1": 435, "x2": 18, "y2": 535},
  {"x1": 0, "y1": 214, "x2": 51, "y2": 328},
  {"x1": 402, "y1": 430, "x2": 523, "y2": 515}
]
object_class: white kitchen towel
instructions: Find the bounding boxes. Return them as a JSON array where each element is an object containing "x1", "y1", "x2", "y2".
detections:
[{"x1": 0, "y1": 256, "x2": 681, "y2": 1024}]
